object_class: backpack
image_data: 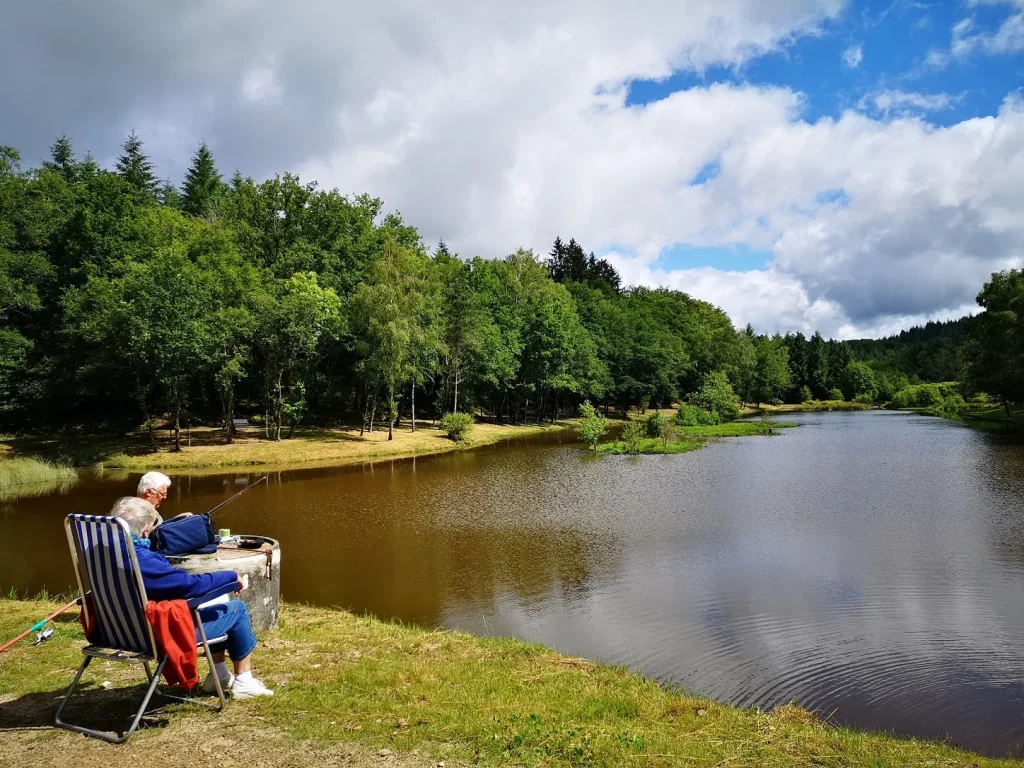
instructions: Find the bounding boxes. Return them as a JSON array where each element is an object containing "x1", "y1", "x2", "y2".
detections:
[{"x1": 149, "y1": 513, "x2": 220, "y2": 556}]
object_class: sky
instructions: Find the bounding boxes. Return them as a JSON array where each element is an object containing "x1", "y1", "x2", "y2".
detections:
[{"x1": 1, "y1": 0, "x2": 1022, "y2": 339}]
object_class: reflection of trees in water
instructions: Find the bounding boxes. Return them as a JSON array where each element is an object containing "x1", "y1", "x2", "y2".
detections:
[
  {"x1": 280, "y1": 514, "x2": 622, "y2": 629},
  {"x1": 974, "y1": 435, "x2": 1024, "y2": 569}
]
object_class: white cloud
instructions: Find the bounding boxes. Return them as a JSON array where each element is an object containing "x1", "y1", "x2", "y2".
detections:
[
  {"x1": 4, "y1": 0, "x2": 1024, "y2": 339},
  {"x1": 953, "y1": 2, "x2": 1024, "y2": 57},
  {"x1": 864, "y1": 89, "x2": 957, "y2": 113},
  {"x1": 841, "y1": 42, "x2": 864, "y2": 68}
]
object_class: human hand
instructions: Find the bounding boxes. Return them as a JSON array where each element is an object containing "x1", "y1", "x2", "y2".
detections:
[
  {"x1": 171, "y1": 512, "x2": 194, "y2": 520},
  {"x1": 235, "y1": 574, "x2": 249, "y2": 593}
]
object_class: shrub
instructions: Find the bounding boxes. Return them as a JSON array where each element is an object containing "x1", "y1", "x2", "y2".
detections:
[
  {"x1": 440, "y1": 412, "x2": 474, "y2": 442},
  {"x1": 620, "y1": 420, "x2": 645, "y2": 455},
  {"x1": 577, "y1": 400, "x2": 609, "y2": 452},
  {"x1": 689, "y1": 370, "x2": 741, "y2": 422},
  {"x1": 659, "y1": 419, "x2": 677, "y2": 448},
  {"x1": 853, "y1": 392, "x2": 874, "y2": 405},
  {"x1": 675, "y1": 404, "x2": 720, "y2": 426},
  {"x1": 888, "y1": 382, "x2": 961, "y2": 410},
  {"x1": 799, "y1": 386, "x2": 813, "y2": 403},
  {"x1": 645, "y1": 411, "x2": 667, "y2": 438},
  {"x1": 829, "y1": 388, "x2": 844, "y2": 402}
]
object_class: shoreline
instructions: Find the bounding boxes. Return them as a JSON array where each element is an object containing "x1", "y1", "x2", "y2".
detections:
[
  {"x1": 2, "y1": 419, "x2": 580, "y2": 477},
  {"x1": 0, "y1": 597, "x2": 1012, "y2": 767}
]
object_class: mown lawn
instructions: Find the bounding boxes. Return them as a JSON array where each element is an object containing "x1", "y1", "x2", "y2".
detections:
[{"x1": 0, "y1": 598, "x2": 1007, "y2": 767}]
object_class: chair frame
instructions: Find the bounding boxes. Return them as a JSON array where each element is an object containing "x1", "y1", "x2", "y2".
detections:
[{"x1": 55, "y1": 515, "x2": 230, "y2": 743}]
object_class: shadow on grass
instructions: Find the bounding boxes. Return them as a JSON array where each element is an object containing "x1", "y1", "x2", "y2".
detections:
[{"x1": 0, "y1": 682, "x2": 173, "y2": 736}]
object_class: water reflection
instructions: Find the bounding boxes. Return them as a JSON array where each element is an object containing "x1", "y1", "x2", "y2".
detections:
[{"x1": 3, "y1": 412, "x2": 1024, "y2": 755}]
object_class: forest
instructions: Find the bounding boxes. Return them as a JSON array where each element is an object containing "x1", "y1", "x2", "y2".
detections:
[{"x1": 1, "y1": 134, "x2": 1021, "y2": 447}]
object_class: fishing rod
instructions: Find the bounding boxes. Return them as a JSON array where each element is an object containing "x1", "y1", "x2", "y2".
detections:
[
  {"x1": 206, "y1": 475, "x2": 268, "y2": 519},
  {"x1": 0, "y1": 598, "x2": 78, "y2": 655}
]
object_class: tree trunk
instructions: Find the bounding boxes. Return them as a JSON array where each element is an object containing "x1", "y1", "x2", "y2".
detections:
[
  {"x1": 453, "y1": 368, "x2": 459, "y2": 414},
  {"x1": 411, "y1": 383, "x2": 416, "y2": 432},
  {"x1": 173, "y1": 405, "x2": 181, "y2": 452},
  {"x1": 387, "y1": 385, "x2": 395, "y2": 441},
  {"x1": 1006, "y1": 399, "x2": 1012, "y2": 418}
]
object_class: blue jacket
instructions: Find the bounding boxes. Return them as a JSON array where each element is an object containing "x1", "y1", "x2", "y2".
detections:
[{"x1": 134, "y1": 545, "x2": 238, "y2": 602}]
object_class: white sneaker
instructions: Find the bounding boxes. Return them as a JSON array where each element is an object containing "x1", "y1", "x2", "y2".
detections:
[
  {"x1": 201, "y1": 669, "x2": 234, "y2": 695},
  {"x1": 230, "y1": 675, "x2": 274, "y2": 699}
]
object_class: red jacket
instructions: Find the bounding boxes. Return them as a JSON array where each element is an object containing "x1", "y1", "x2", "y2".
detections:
[{"x1": 145, "y1": 600, "x2": 198, "y2": 689}]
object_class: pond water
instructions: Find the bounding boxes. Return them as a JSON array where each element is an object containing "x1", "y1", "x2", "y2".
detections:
[{"x1": 4, "y1": 411, "x2": 1024, "y2": 756}]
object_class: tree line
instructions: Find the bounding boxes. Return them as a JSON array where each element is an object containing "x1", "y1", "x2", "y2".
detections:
[{"x1": 1, "y1": 133, "x2": 1019, "y2": 447}]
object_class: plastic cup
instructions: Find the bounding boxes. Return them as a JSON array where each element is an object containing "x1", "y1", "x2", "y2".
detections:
[{"x1": 219, "y1": 528, "x2": 231, "y2": 539}]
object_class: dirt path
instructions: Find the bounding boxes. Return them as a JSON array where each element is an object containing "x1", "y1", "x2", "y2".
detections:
[{"x1": 0, "y1": 701, "x2": 454, "y2": 768}]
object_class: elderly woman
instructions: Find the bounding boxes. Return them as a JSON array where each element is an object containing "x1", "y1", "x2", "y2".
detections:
[{"x1": 110, "y1": 496, "x2": 273, "y2": 699}]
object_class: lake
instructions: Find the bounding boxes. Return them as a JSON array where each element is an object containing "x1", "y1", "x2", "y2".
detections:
[{"x1": 4, "y1": 411, "x2": 1024, "y2": 756}]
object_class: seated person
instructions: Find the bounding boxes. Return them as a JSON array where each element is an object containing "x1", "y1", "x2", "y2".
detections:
[{"x1": 110, "y1": 496, "x2": 273, "y2": 699}]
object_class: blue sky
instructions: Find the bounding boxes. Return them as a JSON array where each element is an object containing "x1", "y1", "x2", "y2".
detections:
[{"x1": 623, "y1": 0, "x2": 1024, "y2": 277}]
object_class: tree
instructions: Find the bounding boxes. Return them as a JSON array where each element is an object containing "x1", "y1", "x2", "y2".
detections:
[
  {"x1": 751, "y1": 335, "x2": 792, "y2": 405},
  {"x1": 352, "y1": 238, "x2": 431, "y2": 440},
  {"x1": 690, "y1": 370, "x2": 741, "y2": 421},
  {"x1": 258, "y1": 272, "x2": 342, "y2": 440},
  {"x1": 182, "y1": 142, "x2": 223, "y2": 218},
  {"x1": 44, "y1": 136, "x2": 76, "y2": 181},
  {"x1": 842, "y1": 361, "x2": 877, "y2": 402},
  {"x1": 577, "y1": 400, "x2": 608, "y2": 452},
  {"x1": 965, "y1": 269, "x2": 1024, "y2": 414},
  {"x1": 116, "y1": 130, "x2": 158, "y2": 196}
]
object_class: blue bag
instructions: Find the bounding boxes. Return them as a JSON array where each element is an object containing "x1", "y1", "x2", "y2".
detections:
[{"x1": 149, "y1": 513, "x2": 220, "y2": 556}]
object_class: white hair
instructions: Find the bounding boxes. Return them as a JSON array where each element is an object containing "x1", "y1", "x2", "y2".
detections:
[
  {"x1": 137, "y1": 471, "x2": 172, "y2": 496},
  {"x1": 110, "y1": 496, "x2": 162, "y2": 536}
]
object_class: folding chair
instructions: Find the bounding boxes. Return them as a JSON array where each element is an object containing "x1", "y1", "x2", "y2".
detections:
[{"x1": 56, "y1": 514, "x2": 235, "y2": 743}]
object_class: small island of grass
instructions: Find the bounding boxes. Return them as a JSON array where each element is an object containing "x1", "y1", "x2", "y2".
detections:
[{"x1": 598, "y1": 420, "x2": 798, "y2": 456}]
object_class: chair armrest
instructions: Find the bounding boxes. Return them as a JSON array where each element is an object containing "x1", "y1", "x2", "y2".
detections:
[{"x1": 185, "y1": 581, "x2": 239, "y2": 609}]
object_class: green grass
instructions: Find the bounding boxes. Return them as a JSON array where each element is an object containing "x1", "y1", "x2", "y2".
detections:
[
  {"x1": 0, "y1": 598, "x2": 1012, "y2": 767},
  {"x1": 598, "y1": 422, "x2": 797, "y2": 455},
  {"x1": 598, "y1": 437, "x2": 706, "y2": 455},
  {"x1": 787, "y1": 400, "x2": 871, "y2": 412},
  {"x1": 0, "y1": 456, "x2": 79, "y2": 501}
]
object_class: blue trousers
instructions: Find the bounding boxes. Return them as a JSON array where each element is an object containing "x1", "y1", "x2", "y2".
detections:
[{"x1": 195, "y1": 599, "x2": 257, "y2": 661}]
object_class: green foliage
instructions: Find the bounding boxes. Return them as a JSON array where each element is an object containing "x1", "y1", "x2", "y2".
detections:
[
  {"x1": 440, "y1": 411, "x2": 474, "y2": 442},
  {"x1": 888, "y1": 382, "x2": 966, "y2": 419},
  {"x1": 645, "y1": 411, "x2": 667, "y2": 438},
  {"x1": 619, "y1": 420, "x2": 645, "y2": 455},
  {"x1": 853, "y1": 392, "x2": 874, "y2": 405},
  {"x1": 115, "y1": 130, "x2": 157, "y2": 196},
  {"x1": 829, "y1": 387, "x2": 844, "y2": 401},
  {"x1": 181, "y1": 142, "x2": 223, "y2": 218},
  {"x1": 799, "y1": 385, "x2": 813, "y2": 403},
  {"x1": 576, "y1": 400, "x2": 608, "y2": 452},
  {"x1": 964, "y1": 269, "x2": 1024, "y2": 413},
  {"x1": 674, "y1": 404, "x2": 720, "y2": 426},
  {"x1": 690, "y1": 370, "x2": 740, "y2": 422}
]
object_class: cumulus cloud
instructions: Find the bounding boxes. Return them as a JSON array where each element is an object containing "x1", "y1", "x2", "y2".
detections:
[
  {"x1": 1, "y1": 0, "x2": 1022, "y2": 339},
  {"x1": 841, "y1": 42, "x2": 864, "y2": 68}
]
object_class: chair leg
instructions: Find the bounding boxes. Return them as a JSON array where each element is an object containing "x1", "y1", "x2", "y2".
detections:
[{"x1": 55, "y1": 655, "x2": 166, "y2": 744}]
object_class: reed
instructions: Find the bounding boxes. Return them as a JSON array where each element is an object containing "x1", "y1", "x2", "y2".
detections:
[{"x1": 0, "y1": 457, "x2": 79, "y2": 501}]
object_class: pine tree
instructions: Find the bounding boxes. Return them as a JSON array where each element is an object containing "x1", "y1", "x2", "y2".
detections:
[
  {"x1": 116, "y1": 130, "x2": 157, "y2": 195},
  {"x1": 44, "y1": 135, "x2": 76, "y2": 181},
  {"x1": 157, "y1": 178, "x2": 183, "y2": 209},
  {"x1": 181, "y1": 142, "x2": 223, "y2": 218}
]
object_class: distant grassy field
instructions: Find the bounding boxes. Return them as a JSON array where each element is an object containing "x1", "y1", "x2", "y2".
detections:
[
  {"x1": 1, "y1": 419, "x2": 578, "y2": 475},
  {"x1": 0, "y1": 597, "x2": 1011, "y2": 767}
]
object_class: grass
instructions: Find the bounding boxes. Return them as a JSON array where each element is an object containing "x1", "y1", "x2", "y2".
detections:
[
  {"x1": 2, "y1": 419, "x2": 578, "y2": 475},
  {"x1": 771, "y1": 400, "x2": 871, "y2": 413},
  {"x1": 0, "y1": 597, "x2": 1011, "y2": 767},
  {"x1": 598, "y1": 421, "x2": 797, "y2": 455},
  {"x1": 0, "y1": 456, "x2": 79, "y2": 502}
]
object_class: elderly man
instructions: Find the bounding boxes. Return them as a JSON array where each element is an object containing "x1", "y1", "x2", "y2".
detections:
[
  {"x1": 110, "y1": 496, "x2": 273, "y2": 699},
  {"x1": 137, "y1": 471, "x2": 191, "y2": 523}
]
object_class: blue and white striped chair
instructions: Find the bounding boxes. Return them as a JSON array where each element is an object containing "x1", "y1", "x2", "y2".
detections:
[{"x1": 56, "y1": 514, "x2": 234, "y2": 743}]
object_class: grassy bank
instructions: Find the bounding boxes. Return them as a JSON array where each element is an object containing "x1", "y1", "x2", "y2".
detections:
[
  {"x1": 0, "y1": 598, "x2": 1009, "y2": 767},
  {"x1": 2, "y1": 419, "x2": 577, "y2": 475},
  {"x1": 0, "y1": 456, "x2": 79, "y2": 501},
  {"x1": 757, "y1": 400, "x2": 871, "y2": 413},
  {"x1": 598, "y1": 422, "x2": 797, "y2": 456}
]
